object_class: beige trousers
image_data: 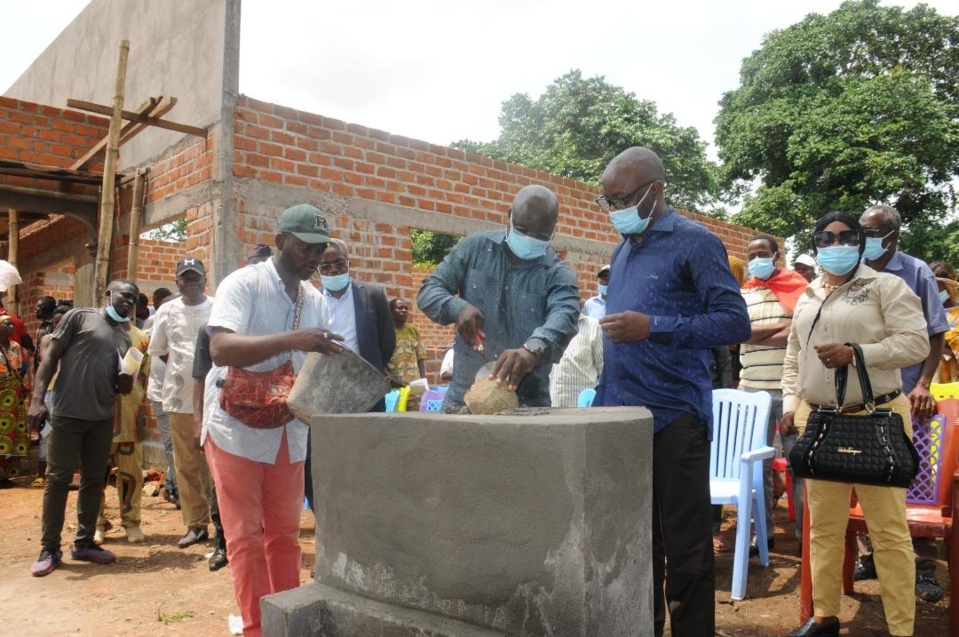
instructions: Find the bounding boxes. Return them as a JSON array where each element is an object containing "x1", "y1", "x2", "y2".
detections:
[
  {"x1": 169, "y1": 412, "x2": 210, "y2": 529},
  {"x1": 797, "y1": 395, "x2": 915, "y2": 636}
]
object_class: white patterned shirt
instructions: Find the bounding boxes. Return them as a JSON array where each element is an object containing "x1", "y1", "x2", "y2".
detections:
[{"x1": 148, "y1": 296, "x2": 214, "y2": 414}]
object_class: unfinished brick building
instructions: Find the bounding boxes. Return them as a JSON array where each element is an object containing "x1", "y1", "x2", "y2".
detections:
[{"x1": 3, "y1": 0, "x2": 763, "y2": 392}]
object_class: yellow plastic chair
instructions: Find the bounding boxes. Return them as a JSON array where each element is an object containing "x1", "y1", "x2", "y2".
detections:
[
  {"x1": 396, "y1": 386, "x2": 411, "y2": 412},
  {"x1": 931, "y1": 382, "x2": 959, "y2": 401}
]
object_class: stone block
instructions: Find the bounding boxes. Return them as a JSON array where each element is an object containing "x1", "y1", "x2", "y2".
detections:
[{"x1": 264, "y1": 407, "x2": 654, "y2": 636}]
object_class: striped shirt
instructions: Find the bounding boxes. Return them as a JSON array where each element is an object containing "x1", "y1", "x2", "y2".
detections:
[
  {"x1": 739, "y1": 286, "x2": 790, "y2": 390},
  {"x1": 549, "y1": 315, "x2": 604, "y2": 407}
]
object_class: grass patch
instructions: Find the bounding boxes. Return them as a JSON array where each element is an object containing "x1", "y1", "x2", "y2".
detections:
[{"x1": 156, "y1": 608, "x2": 194, "y2": 624}]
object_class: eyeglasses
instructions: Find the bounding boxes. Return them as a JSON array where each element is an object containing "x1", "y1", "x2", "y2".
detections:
[
  {"x1": 512, "y1": 224, "x2": 554, "y2": 242},
  {"x1": 813, "y1": 230, "x2": 860, "y2": 248},
  {"x1": 595, "y1": 180, "x2": 656, "y2": 212},
  {"x1": 862, "y1": 227, "x2": 895, "y2": 239},
  {"x1": 319, "y1": 259, "x2": 349, "y2": 274}
]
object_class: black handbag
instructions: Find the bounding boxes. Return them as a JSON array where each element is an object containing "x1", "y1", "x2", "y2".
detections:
[{"x1": 788, "y1": 343, "x2": 920, "y2": 488}]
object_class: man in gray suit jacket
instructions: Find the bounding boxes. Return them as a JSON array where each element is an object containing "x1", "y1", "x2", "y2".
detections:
[{"x1": 305, "y1": 238, "x2": 395, "y2": 506}]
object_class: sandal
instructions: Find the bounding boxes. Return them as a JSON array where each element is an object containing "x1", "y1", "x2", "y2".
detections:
[
  {"x1": 713, "y1": 533, "x2": 733, "y2": 553},
  {"x1": 30, "y1": 477, "x2": 46, "y2": 487}
]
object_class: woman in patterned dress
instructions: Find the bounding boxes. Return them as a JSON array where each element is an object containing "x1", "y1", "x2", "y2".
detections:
[{"x1": 0, "y1": 314, "x2": 27, "y2": 486}]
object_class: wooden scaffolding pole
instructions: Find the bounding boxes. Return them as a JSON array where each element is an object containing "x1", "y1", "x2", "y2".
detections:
[
  {"x1": 7, "y1": 208, "x2": 19, "y2": 309},
  {"x1": 126, "y1": 168, "x2": 146, "y2": 280},
  {"x1": 93, "y1": 40, "x2": 129, "y2": 304}
]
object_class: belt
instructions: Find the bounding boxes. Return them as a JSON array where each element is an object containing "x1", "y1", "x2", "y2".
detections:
[{"x1": 810, "y1": 389, "x2": 902, "y2": 414}]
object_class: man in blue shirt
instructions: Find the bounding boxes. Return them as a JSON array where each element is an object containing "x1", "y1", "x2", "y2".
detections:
[
  {"x1": 582, "y1": 265, "x2": 609, "y2": 319},
  {"x1": 417, "y1": 185, "x2": 580, "y2": 407},
  {"x1": 594, "y1": 147, "x2": 751, "y2": 636},
  {"x1": 856, "y1": 204, "x2": 949, "y2": 603}
]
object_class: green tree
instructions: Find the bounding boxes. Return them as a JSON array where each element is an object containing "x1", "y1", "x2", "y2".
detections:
[
  {"x1": 715, "y1": 0, "x2": 959, "y2": 261},
  {"x1": 411, "y1": 229, "x2": 461, "y2": 269},
  {"x1": 454, "y1": 70, "x2": 720, "y2": 215},
  {"x1": 142, "y1": 218, "x2": 187, "y2": 243}
]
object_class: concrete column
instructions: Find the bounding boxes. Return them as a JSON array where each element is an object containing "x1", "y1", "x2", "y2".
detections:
[{"x1": 263, "y1": 407, "x2": 655, "y2": 637}]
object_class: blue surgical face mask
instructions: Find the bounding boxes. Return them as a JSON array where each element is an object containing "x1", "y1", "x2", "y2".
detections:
[
  {"x1": 321, "y1": 273, "x2": 350, "y2": 292},
  {"x1": 940, "y1": 289, "x2": 950, "y2": 305},
  {"x1": 505, "y1": 219, "x2": 551, "y2": 260},
  {"x1": 816, "y1": 246, "x2": 861, "y2": 276},
  {"x1": 748, "y1": 257, "x2": 776, "y2": 281},
  {"x1": 862, "y1": 230, "x2": 895, "y2": 261},
  {"x1": 598, "y1": 284, "x2": 608, "y2": 296},
  {"x1": 105, "y1": 301, "x2": 131, "y2": 323},
  {"x1": 609, "y1": 183, "x2": 655, "y2": 236}
]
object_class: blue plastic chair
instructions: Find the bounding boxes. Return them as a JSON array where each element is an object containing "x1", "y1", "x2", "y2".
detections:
[
  {"x1": 710, "y1": 388, "x2": 774, "y2": 600},
  {"x1": 577, "y1": 388, "x2": 596, "y2": 407},
  {"x1": 384, "y1": 389, "x2": 400, "y2": 413}
]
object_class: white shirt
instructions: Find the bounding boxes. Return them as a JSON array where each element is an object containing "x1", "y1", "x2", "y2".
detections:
[
  {"x1": 549, "y1": 315, "x2": 604, "y2": 407},
  {"x1": 322, "y1": 284, "x2": 359, "y2": 353},
  {"x1": 142, "y1": 313, "x2": 166, "y2": 403},
  {"x1": 582, "y1": 296, "x2": 606, "y2": 319},
  {"x1": 440, "y1": 348, "x2": 454, "y2": 379},
  {"x1": 148, "y1": 296, "x2": 214, "y2": 414},
  {"x1": 202, "y1": 259, "x2": 330, "y2": 464}
]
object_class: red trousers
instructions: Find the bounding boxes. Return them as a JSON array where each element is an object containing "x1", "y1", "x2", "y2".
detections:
[{"x1": 205, "y1": 432, "x2": 304, "y2": 637}]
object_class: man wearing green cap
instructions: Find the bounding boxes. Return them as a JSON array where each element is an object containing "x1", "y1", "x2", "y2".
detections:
[{"x1": 203, "y1": 203, "x2": 344, "y2": 636}]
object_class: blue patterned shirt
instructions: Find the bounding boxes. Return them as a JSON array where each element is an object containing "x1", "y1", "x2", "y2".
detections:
[
  {"x1": 417, "y1": 230, "x2": 580, "y2": 407},
  {"x1": 595, "y1": 206, "x2": 751, "y2": 433},
  {"x1": 873, "y1": 250, "x2": 949, "y2": 393}
]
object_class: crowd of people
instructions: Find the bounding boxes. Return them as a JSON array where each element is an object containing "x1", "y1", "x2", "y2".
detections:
[{"x1": 1, "y1": 145, "x2": 953, "y2": 636}]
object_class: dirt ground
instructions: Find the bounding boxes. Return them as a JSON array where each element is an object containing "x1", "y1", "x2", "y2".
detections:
[{"x1": 0, "y1": 475, "x2": 950, "y2": 636}]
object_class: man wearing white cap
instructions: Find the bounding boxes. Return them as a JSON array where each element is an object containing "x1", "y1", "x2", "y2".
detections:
[
  {"x1": 792, "y1": 253, "x2": 817, "y2": 283},
  {"x1": 583, "y1": 265, "x2": 610, "y2": 319}
]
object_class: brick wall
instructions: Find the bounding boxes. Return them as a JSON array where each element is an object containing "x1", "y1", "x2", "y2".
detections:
[
  {"x1": 230, "y1": 95, "x2": 766, "y2": 376},
  {"x1": 0, "y1": 97, "x2": 107, "y2": 170}
]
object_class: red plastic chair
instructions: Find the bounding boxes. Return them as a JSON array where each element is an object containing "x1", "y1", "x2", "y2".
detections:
[{"x1": 799, "y1": 398, "x2": 959, "y2": 633}]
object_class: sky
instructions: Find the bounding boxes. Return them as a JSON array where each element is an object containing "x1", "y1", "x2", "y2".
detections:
[{"x1": 2, "y1": 0, "x2": 957, "y2": 156}]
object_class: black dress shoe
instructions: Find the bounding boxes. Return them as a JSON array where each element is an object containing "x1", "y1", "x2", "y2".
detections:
[
  {"x1": 787, "y1": 617, "x2": 840, "y2": 637},
  {"x1": 208, "y1": 547, "x2": 229, "y2": 572},
  {"x1": 177, "y1": 527, "x2": 209, "y2": 548},
  {"x1": 853, "y1": 559, "x2": 877, "y2": 581},
  {"x1": 749, "y1": 534, "x2": 775, "y2": 557}
]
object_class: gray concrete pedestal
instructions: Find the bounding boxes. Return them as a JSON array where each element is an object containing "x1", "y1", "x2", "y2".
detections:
[{"x1": 263, "y1": 407, "x2": 654, "y2": 636}]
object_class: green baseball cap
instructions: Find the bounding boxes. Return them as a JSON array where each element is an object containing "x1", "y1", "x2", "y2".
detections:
[{"x1": 277, "y1": 204, "x2": 331, "y2": 244}]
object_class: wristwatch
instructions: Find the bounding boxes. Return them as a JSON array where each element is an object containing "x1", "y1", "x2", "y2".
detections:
[{"x1": 522, "y1": 339, "x2": 545, "y2": 359}]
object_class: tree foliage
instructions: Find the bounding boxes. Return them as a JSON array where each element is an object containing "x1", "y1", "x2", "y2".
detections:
[
  {"x1": 411, "y1": 229, "x2": 461, "y2": 269},
  {"x1": 142, "y1": 218, "x2": 187, "y2": 243},
  {"x1": 453, "y1": 70, "x2": 720, "y2": 215},
  {"x1": 715, "y1": 0, "x2": 959, "y2": 262}
]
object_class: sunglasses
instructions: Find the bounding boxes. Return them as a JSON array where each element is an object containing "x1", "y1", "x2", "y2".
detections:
[{"x1": 813, "y1": 230, "x2": 860, "y2": 248}]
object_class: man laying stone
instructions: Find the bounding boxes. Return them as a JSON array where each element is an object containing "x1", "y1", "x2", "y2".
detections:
[{"x1": 417, "y1": 184, "x2": 580, "y2": 409}]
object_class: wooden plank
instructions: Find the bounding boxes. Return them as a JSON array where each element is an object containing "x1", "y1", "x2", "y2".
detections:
[
  {"x1": 93, "y1": 40, "x2": 129, "y2": 304},
  {"x1": 67, "y1": 97, "x2": 207, "y2": 138},
  {"x1": 0, "y1": 160, "x2": 105, "y2": 185},
  {"x1": 71, "y1": 95, "x2": 160, "y2": 170},
  {"x1": 117, "y1": 96, "x2": 177, "y2": 146}
]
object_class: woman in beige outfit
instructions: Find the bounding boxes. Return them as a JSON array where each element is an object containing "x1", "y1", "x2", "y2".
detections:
[{"x1": 781, "y1": 212, "x2": 928, "y2": 637}]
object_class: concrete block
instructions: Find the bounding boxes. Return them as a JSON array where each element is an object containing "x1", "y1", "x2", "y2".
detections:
[
  {"x1": 267, "y1": 407, "x2": 654, "y2": 636},
  {"x1": 262, "y1": 584, "x2": 507, "y2": 637}
]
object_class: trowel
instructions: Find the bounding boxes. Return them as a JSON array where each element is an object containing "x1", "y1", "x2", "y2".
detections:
[{"x1": 474, "y1": 334, "x2": 497, "y2": 381}]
